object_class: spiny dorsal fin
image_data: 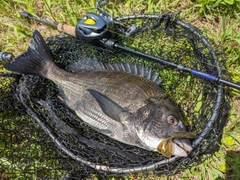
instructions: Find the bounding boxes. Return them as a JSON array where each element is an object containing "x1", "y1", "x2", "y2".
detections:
[
  {"x1": 104, "y1": 62, "x2": 163, "y2": 85},
  {"x1": 68, "y1": 58, "x2": 163, "y2": 85}
]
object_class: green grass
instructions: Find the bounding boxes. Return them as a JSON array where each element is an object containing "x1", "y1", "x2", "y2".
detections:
[{"x1": 0, "y1": 0, "x2": 240, "y2": 179}]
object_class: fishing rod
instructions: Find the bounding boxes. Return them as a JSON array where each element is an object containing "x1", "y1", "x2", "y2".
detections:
[{"x1": 2, "y1": 9, "x2": 240, "y2": 90}]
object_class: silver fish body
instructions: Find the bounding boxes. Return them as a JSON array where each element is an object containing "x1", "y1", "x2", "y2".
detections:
[{"x1": 4, "y1": 30, "x2": 192, "y2": 157}]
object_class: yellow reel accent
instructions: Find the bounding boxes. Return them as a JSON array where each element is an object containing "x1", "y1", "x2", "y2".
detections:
[{"x1": 84, "y1": 18, "x2": 96, "y2": 25}]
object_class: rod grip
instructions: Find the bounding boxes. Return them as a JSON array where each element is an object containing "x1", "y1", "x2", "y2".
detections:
[{"x1": 57, "y1": 23, "x2": 76, "y2": 37}]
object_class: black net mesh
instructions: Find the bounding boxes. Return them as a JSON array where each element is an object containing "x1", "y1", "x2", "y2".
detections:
[{"x1": 0, "y1": 14, "x2": 229, "y2": 179}]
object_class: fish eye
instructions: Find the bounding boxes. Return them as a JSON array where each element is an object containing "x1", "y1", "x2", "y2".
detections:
[{"x1": 167, "y1": 115, "x2": 178, "y2": 126}]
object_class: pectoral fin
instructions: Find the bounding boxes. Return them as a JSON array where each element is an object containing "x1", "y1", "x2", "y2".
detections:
[{"x1": 88, "y1": 89, "x2": 129, "y2": 123}]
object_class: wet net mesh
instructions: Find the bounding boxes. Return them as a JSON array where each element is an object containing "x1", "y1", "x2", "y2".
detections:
[{"x1": 0, "y1": 13, "x2": 230, "y2": 179}]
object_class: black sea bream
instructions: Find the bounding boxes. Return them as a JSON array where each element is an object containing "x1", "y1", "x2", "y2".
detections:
[{"x1": 4, "y1": 30, "x2": 192, "y2": 157}]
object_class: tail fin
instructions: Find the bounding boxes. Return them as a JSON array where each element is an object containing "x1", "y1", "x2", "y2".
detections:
[{"x1": 4, "y1": 30, "x2": 54, "y2": 77}]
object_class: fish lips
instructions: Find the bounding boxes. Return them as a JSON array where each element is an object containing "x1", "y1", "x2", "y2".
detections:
[{"x1": 172, "y1": 138, "x2": 193, "y2": 157}]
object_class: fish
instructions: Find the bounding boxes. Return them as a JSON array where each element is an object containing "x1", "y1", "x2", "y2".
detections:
[{"x1": 4, "y1": 30, "x2": 193, "y2": 157}]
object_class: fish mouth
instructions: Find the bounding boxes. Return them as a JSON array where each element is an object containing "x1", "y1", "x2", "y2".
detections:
[{"x1": 172, "y1": 139, "x2": 193, "y2": 157}]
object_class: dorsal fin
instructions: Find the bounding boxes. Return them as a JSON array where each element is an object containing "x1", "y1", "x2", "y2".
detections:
[
  {"x1": 104, "y1": 62, "x2": 163, "y2": 85},
  {"x1": 67, "y1": 58, "x2": 163, "y2": 85}
]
